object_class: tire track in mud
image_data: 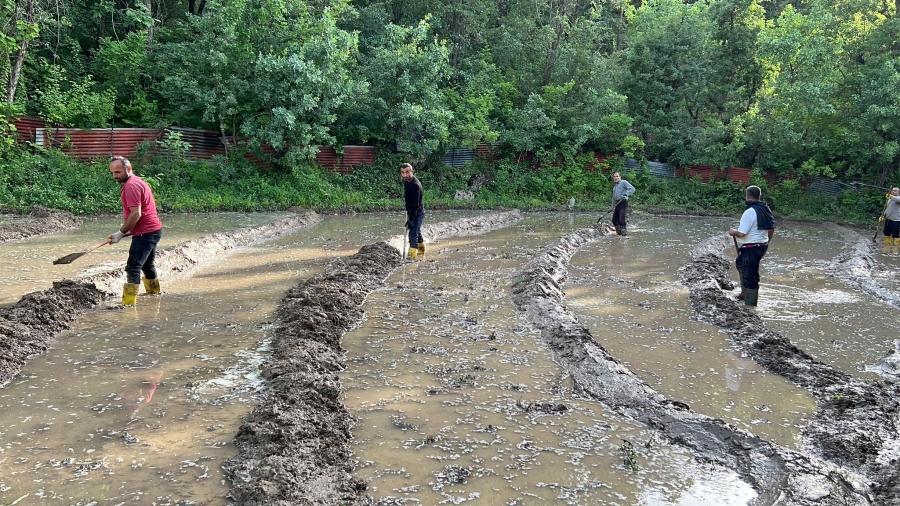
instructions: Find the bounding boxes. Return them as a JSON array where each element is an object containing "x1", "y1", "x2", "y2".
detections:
[
  {"x1": 683, "y1": 234, "x2": 900, "y2": 505},
  {"x1": 510, "y1": 223, "x2": 872, "y2": 505},
  {"x1": 0, "y1": 210, "x2": 321, "y2": 388},
  {"x1": 221, "y1": 210, "x2": 522, "y2": 506},
  {"x1": 0, "y1": 205, "x2": 81, "y2": 243}
]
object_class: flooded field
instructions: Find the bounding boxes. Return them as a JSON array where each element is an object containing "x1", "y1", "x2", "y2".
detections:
[{"x1": 1, "y1": 212, "x2": 898, "y2": 505}]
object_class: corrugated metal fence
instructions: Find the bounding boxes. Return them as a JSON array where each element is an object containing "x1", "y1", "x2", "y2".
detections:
[{"x1": 10, "y1": 119, "x2": 374, "y2": 173}]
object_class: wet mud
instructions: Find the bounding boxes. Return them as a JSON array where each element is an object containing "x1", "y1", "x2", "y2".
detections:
[
  {"x1": 681, "y1": 234, "x2": 900, "y2": 504},
  {"x1": 510, "y1": 222, "x2": 875, "y2": 505},
  {"x1": 0, "y1": 206, "x2": 81, "y2": 243},
  {"x1": 222, "y1": 211, "x2": 522, "y2": 506},
  {"x1": 0, "y1": 210, "x2": 321, "y2": 388},
  {"x1": 824, "y1": 223, "x2": 900, "y2": 309}
]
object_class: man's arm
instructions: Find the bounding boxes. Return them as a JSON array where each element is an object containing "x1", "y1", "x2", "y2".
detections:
[
  {"x1": 121, "y1": 205, "x2": 141, "y2": 233},
  {"x1": 625, "y1": 181, "x2": 635, "y2": 196}
]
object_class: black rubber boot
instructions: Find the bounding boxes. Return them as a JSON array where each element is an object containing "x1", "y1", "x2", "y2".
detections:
[
  {"x1": 620, "y1": 226, "x2": 627, "y2": 237},
  {"x1": 614, "y1": 226, "x2": 621, "y2": 235},
  {"x1": 744, "y1": 288, "x2": 759, "y2": 306}
]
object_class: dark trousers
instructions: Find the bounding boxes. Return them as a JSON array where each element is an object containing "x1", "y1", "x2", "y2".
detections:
[
  {"x1": 884, "y1": 219, "x2": 900, "y2": 238},
  {"x1": 612, "y1": 200, "x2": 629, "y2": 227},
  {"x1": 407, "y1": 209, "x2": 425, "y2": 247},
  {"x1": 126, "y1": 230, "x2": 162, "y2": 284},
  {"x1": 736, "y1": 244, "x2": 768, "y2": 290}
]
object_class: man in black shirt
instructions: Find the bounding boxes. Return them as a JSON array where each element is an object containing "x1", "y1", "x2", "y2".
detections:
[{"x1": 401, "y1": 163, "x2": 425, "y2": 259}]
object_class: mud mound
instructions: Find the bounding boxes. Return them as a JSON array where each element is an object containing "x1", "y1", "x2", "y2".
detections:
[
  {"x1": 825, "y1": 224, "x2": 900, "y2": 309},
  {"x1": 0, "y1": 280, "x2": 106, "y2": 386},
  {"x1": 0, "y1": 206, "x2": 81, "y2": 243},
  {"x1": 511, "y1": 221, "x2": 870, "y2": 505},
  {"x1": 681, "y1": 232, "x2": 900, "y2": 503},
  {"x1": 0, "y1": 211, "x2": 322, "y2": 390},
  {"x1": 223, "y1": 210, "x2": 523, "y2": 506}
]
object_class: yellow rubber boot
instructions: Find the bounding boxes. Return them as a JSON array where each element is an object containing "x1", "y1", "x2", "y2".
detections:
[
  {"x1": 142, "y1": 277, "x2": 161, "y2": 295},
  {"x1": 418, "y1": 242, "x2": 425, "y2": 257},
  {"x1": 894, "y1": 238, "x2": 900, "y2": 246},
  {"x1": 407, "y1": 248, "x2": 418, "y2": 260},
  {"x1": 885, "y1": 237, "x2": 893, "y2": 245},
  {"x1": 122, "y1": 282, "x2": 140, "y2": 306}
]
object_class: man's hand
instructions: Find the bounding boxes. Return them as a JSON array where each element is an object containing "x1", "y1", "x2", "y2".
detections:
[
  {"x1": 108, "y1": 231, "x2": 125, "y2": 244},
  {"x1": 888, "y1": 194, "x2": 892, "y2": 200},
  {"x1": 623, "y1": 196, "x2": 628, "y2": 201},
  {"x1": 405, "y1": 220, "x2": 412, "y2": 229},
  {"x1": 879, "y1": 215, "x2": 885, "y2": 223}
]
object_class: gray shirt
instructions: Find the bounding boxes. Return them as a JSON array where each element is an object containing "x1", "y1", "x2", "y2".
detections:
[
  {"x1": 886, "y1": 195, "x2": 900, "y2": 221},
  {"x1": 612, "y1": 179, "x2": 636, "y2": 204}
]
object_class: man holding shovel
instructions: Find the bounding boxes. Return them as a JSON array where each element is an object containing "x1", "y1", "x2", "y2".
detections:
[
  {"x1": 108, "y1": 156, "x2": 163, "y2": 306},
  {"x1": 881, "y1": 187, "x2": 900, "y2": 248},
  {"x1": 610, "y1": 172, "x2": 635, "y2": 236},
  {"x1": 401, "y1": 163, "x2": 425, "y2": 260},
  {"x1": 728, "y1": 185, "x2": 775, "y2": 306}
]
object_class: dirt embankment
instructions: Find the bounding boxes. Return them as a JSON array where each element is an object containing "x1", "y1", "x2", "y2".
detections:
[
  {"x1": 681, "y1": 234, "x2": 900, "y2": 505},
  {"x1": 222, "y1": 210, "x2": 523, "y2": 506},
  {"x1": 0, "y1": 205, "x2": 81, "y2": 243},
  {"x1": 0, "y1": 211, "x2": 322, "y2": 388},
  {"x1": 510, "y1": 224, "x2": 872, "y2": 505}
]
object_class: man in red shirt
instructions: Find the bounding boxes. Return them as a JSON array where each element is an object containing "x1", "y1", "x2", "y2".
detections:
[{"x1": 108, "y1": 156, "x2": 163, "y2": 306}]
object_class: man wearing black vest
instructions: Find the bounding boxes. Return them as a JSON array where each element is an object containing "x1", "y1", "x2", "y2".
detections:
[{"x1": 728, "y1": 185, "x2": 775, "y2": 306}]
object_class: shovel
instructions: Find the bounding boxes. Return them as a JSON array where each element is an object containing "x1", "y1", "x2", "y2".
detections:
[
  {"x1": 401, "y1": 220, "x2": 409, "y2": 260},
  {"x1": 596, "y1": 200, "x2": 622, "y2": 224},
  {"x1": 53, "y1": 233, "x2": 129, "y2": 265}
]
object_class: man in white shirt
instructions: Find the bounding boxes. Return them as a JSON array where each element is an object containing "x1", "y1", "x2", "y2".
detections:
[{"x1": 728, "y1": 185, "x2": 775, "y2": 306}]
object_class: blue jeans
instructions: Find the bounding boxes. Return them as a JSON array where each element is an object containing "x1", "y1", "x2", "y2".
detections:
[
  {"x1": 736, "y1": 244, "x2": 768, "y2": 290},
  {"x1": 126, "y1": 229, "x2": 162, "y2": 284},
  {"x1": 407, "y1": 209, "x2": 425, "y2": 247}
]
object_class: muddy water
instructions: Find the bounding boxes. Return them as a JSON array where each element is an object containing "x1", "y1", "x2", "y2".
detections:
[
  {"x1": 0, "y1": 212, "x2": 292, "y2": 307},
  {"x1": 343, "y1": 214, "x2": 757, "y2": 505},
  {"x1": 761, "y1": 223, "x2": 898, "y2": 376},
  {"x1": 566, "y1": 217, "x2": 899, "y2": 451},
  {"x1": 0, "y1": 212, "x2": 477, "y2": 505},
  {"x1": 565, "y1": 216, "x2": 817, "y2": 450}
]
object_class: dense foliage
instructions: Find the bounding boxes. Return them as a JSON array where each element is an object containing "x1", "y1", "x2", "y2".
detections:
[{"x1": 0, "y1": 0, "x2": 897, "y2": 222}]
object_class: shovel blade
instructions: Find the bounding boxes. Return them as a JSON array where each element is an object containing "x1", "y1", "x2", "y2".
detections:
[{"x1": 53, "y1": 251, "x2": 87, "y2": 265}]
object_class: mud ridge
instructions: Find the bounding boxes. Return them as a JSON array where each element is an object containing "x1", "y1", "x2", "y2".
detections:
[
  {"x1": 680, "y1": 233, "x2": 900, "y2": 504},
  {"x1": 222, "y1": 210, "x2": 522, "y2": 506},
  {"x1": 823, "y1": 223, "x2": 900, "y2": 309},
  {"x1": 0, "y1": 205, "x2": 81, "y2": 243},
  {"x1": 511, "y1": 223, "x2": 871, "y2": 505},
  {"x1": 0, "y1": 211, "x2": 322, "y2": 388}
]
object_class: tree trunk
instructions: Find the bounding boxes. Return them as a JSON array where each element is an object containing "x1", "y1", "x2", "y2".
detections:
[
  {"x1": 145, "y1": 0, "x2": 154, "y2": 52},
  {"x1": 7, "y1": 0, "x2": 35, "y2": 104}
]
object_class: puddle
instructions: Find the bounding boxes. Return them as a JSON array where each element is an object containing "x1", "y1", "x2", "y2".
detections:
[{"x1": 343, "y1": 214, "x2": 757, "y2": 505}]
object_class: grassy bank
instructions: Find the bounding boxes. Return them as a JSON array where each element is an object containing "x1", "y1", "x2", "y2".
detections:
[{"x1": 0, "y1": 145, "x2": 887, "y2": 227}]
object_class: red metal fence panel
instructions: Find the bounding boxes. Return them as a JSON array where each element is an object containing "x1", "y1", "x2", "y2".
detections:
[
  {"x1": 11, "y1": 118, "x2": 46, "y2": 143},
  {"x1": 38, "y1": 127, "x2": 162, "y2": 158}
]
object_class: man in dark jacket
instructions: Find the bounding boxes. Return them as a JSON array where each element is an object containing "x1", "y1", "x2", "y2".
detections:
[{"x1": 401, "y1": 163, "x2": 425, "y2": 259}]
